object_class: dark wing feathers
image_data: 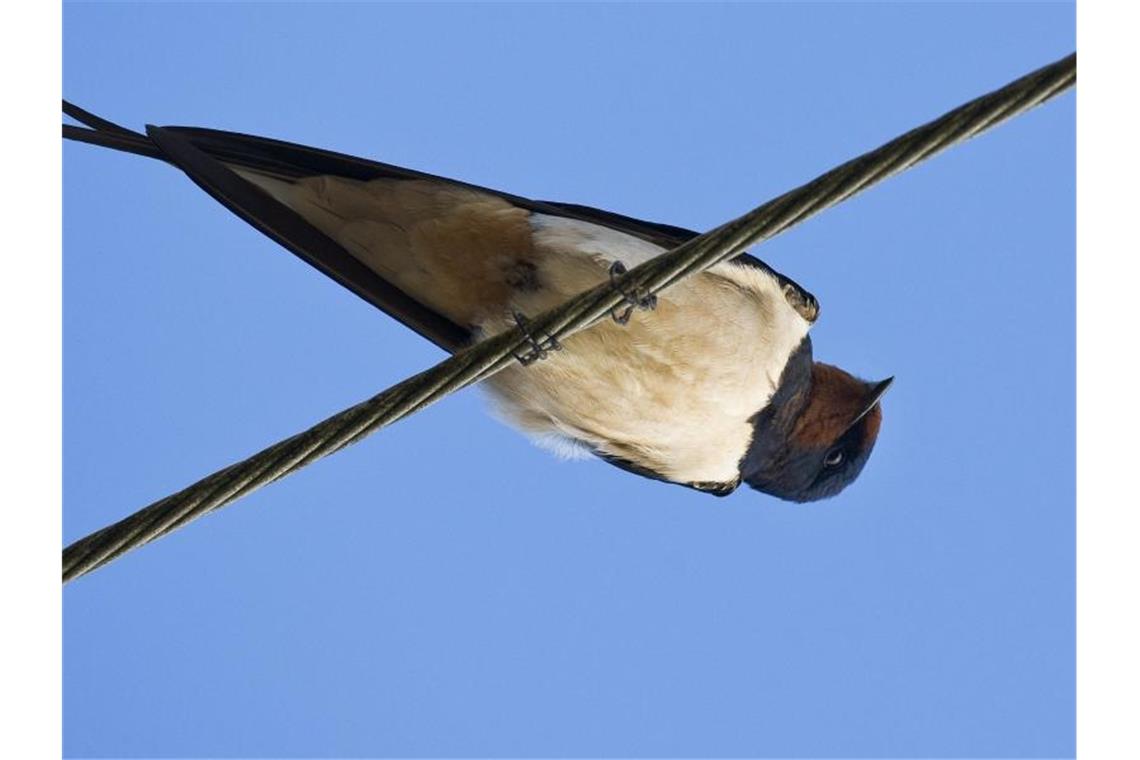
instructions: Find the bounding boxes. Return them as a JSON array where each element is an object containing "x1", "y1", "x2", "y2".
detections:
[
  {"x1": 595, "y1": 449, "x2": 740, "y2": 497},
  {"x1": 162, "y1": 127, "x2": 713, "y2": 249},
  {"x1": 144, "y1": 125, "x2": 472, "y2": 352},
  {"x1": 65, "y1": 104, "x2": 788, "y2": 342}
]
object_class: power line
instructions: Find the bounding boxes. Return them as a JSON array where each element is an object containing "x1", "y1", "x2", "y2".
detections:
[{"x1": 62, "y1": 52, "x2": 1076, "y2": 583}]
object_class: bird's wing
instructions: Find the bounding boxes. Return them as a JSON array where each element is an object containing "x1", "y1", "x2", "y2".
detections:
[
  {"x1": 64, "y1": 103, "x2": 803, "y2": 352},
  {"x1": 594, "y1": 449, "x2": 741, "y2": 497}
]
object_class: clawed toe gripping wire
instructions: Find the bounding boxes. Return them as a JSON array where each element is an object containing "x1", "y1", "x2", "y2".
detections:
[
  {"x1": 512, "y1": 311, "x2": 562, "y2": 365},
  {"x1": 608, "y1": 261, "x2": 658, "y2": 325}
]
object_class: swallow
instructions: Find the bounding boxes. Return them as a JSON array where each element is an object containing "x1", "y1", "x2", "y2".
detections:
[{"x1": 63, "y1": 101, "x2": 892, "y2": 502}]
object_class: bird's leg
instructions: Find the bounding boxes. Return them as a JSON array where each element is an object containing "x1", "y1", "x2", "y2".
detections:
[{"x1": 608, "y1": 261, "x2": 658, "y2": 325}]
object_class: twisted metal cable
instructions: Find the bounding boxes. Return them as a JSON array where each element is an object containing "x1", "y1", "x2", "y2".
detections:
[{"x1": 63, "y1": 52, "x2": 1075, "y2": 583}]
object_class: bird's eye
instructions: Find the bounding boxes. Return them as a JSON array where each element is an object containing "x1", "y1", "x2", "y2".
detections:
[{"x1": 824, "y1": 449, "x2": 845, "y2": 468}]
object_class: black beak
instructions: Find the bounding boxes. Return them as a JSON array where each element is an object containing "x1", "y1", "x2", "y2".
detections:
[{"x1": 850, "y1": 376, "x2": 894, "y2": 427}]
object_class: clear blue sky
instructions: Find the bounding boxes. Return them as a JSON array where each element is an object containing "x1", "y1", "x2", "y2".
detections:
[{"x1": 63, "y1": 3, "x2": 1075, "y2": 757}]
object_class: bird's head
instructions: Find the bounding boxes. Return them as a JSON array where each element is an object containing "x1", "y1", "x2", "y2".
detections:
[{"x1": 741, "y1": 360, "x2": 892, "y2": 503}]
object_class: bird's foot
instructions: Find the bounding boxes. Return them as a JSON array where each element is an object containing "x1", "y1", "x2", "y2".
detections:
[
  {"x1": 511, "y1": 311, "x2": 561, "y2": 366},
  {"x1": 608, "y1": 261, "x2": 657, "y2": 325}
]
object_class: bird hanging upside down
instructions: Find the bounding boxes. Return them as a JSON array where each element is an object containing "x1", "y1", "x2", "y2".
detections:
[{"x1": 63, "y1": 103, "x2": 892, "y2": 502}]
